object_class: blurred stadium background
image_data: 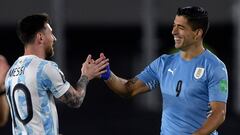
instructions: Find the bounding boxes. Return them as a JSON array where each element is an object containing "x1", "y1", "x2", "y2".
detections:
[{"x1": 0, "y1": 0, "x2": 239, "y2": 134}]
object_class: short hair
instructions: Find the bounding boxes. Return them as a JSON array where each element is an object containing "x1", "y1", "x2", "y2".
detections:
[
  {"x1": 17, "y1": 13, "x2": 50, "y2": 45},
  {"x1": 177, "y1": 6, "x2": 209, "y2": 38}
]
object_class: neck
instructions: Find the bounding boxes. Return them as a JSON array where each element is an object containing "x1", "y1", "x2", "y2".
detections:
[
  {"x1": 24, "y1": 44, "x2": 45, "y2": 59},
  {"x1": 180, "y1": 41, "x2": 205, "y2": 61}
]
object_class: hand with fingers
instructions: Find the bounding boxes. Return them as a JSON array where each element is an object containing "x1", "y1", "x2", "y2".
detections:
[
  {"x1": 99, "y1": 53, "x2": 111, "y2": 80},
  {"x1": 81, "y1": 54, "x2": 109, "y2": 80}
]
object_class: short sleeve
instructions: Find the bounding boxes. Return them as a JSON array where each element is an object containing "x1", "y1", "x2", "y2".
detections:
[
  {"x1": 136, "y1": 57, "x2": 161, "y2": 90},
  {"x1": 42, "y1": 62, "x2": 70, "y2": 98},
  {"x1": 208, "y1": 65, "x2": 228, "y2": 103}
]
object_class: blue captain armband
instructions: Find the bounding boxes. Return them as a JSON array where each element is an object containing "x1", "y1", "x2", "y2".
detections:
[{"x1": 100, "y1": 65, "x2": 111, "y2": 80}]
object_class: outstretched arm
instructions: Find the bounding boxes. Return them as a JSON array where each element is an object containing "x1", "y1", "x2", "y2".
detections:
[
  {"x1": 105, "y1": 72, "x2": 149, "y2": 98},
  {"x1": 192, "y1": 101, "x2": 226, "y2": 135},
  {"x1": 99, "y1": 53, "x2": 149, "y2": 98},
  {"x1": 59, "y1": 55, "x2": 109, "y2": 108},
  {"x1": 0, "y1": 55, "x2": 9, "y2": 126}
]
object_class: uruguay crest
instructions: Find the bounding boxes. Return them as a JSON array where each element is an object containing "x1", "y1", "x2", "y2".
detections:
[{"x1": 194, "y1": 67, "x2": 205, "y2": 79}]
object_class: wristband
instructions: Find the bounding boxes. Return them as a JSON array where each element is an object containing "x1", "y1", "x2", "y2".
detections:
[{"x1": 100, "y1": 65, "x2": 111, "y2": 80}]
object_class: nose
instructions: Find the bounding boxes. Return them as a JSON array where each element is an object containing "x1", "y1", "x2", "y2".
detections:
[
  {"x1": 172, "y1": 27, "x2": 177, "y2": 35},
  {"x1": 53, "y1": 35, "x2": 57, "y2": 42}
]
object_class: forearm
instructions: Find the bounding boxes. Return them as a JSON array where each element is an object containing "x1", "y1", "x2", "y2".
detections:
[
  {"x1": 60, "y1": 75, "x2": 89, "y2": 108},
  {"x1": 75, "y1": 75, "x2": 89, "y2": 103},
  {"x1": 193, "y1": 110, "x2": 226, "y2": 135},
  {"x1": 0, "y1": 90, "x2": 9, "y2": 126},
  {"x1": 105, "y1": 72, "x2": 132, "y2": 97}
]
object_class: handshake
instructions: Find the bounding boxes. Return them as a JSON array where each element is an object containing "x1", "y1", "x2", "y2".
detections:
[{"x1": 81, "y1": 53, "x2": 111, "y2": 81}]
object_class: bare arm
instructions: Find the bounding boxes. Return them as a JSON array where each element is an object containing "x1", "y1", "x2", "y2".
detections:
[
  {"x1": 192, "y1": 101, "x2": 226, "y2": 135},
  {"x1": 105, "y1": 72, "x2": 149, "y2": 98},
  {"x1": 0, "y1": 91, "x2": 9, "y2": 127},
  {"x1": 0, "y1": 55, "x2": 9, "y2": 126},
  {"x1": 59, "y1": 55, "x2": 109, "y2": 108},
  {"x1": 58, "y1": 75, "x2": 89, "y2": 108}
]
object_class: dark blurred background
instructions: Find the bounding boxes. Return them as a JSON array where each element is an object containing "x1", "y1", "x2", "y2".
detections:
[{"x1": 0, "y1": 0, "x2": 240, "y2": 134}]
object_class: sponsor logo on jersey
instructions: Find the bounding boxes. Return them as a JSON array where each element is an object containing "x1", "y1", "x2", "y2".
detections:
[
  {"x1": 219, "y1": 80, "x2": 228, "y2": 93},
  {"x1": 167, "y1": 68, "x2": 176, "y2": 75}
]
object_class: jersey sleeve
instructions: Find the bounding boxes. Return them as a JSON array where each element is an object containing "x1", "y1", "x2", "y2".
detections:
[
  {"x1": 208, "y1": 64, "x2": 228, "y2": 103},
  {"x1": 136, "y1": 57, "x2": 162, "y2": 90},
  {"x1": 42, "y1": 62, "x2": 70, "y2": 98}
]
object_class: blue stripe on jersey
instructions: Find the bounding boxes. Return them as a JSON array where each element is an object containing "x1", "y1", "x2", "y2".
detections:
[
  {"x1": 17, "y1": 59, "x2": 27, "y2": 119},
  {"x1": 45, "y1": 62, "x2": 64, "y2": 97},
  {"x1": 24, "y1": 57, "x2": 32, "y2": 67},
  {"x1": 17, "y1": 57, "x2": 32, "y2": 85},
  {"x1": 37, "y1": 61, "x2": 54, "y2": 135},
  {"x1": 18, "y1": 58, "x2": 34, "y2": 134}
]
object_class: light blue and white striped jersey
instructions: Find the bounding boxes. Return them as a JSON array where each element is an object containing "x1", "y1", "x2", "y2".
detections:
[
  {"x1": 136, "y1": 50, "x2": 228, "y2": 135},
  {"x1": 5, "y1": 55, "x2": 70, "y2": 135}
]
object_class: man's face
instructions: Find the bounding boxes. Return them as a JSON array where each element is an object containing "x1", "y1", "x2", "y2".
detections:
[
  {"x1": 42, "y1": 23, "x2": 56, "y2": 58},
  {"x1": 172, "y1": 15, "x2": 198, "y2": 51}
]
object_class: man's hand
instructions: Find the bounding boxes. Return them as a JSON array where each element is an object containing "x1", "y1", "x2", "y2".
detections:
[
  {"x1": 81, "y1": 54, "x2": 109, "y2": 80},
  {"x1": 98, "y1": 53, "x2": 111, "y2": 80}
]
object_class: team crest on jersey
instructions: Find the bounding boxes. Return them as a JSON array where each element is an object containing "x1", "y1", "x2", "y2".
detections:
[{"x1": 194, "y1": 67, "x2": 205, "y2": 79}]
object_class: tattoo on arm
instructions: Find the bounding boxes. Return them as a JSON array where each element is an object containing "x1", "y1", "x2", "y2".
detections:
[
  {"x1": 124, "y1": 77, "x2": 138, "y2": 97},
  {"x1": 76, "y1": 75, "x2": 89, "y2": 90},
  {"x1": 126, "y1": 77, "x2": 138, "y2": 89},
  {"x1": 60, "y1": 75, "x2": 89, "y2": 108}
]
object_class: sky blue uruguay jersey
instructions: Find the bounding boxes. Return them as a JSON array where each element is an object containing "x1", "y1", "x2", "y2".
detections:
[
  {"x1": 136, "y1": 50, "x2": 228, "y2": 135},
  {"x1": 5, "y1": 55, "x2": 70, "y2": 135}
]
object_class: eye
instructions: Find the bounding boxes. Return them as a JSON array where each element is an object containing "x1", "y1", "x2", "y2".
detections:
[{"x1": 179, "y1": 26, "x2": 184, "y2": 30}]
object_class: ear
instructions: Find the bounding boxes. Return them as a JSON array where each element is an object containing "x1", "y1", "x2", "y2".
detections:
[
  {"x1": 194, "y1": 29, "x2": 203, "y2": 40},
  {"x1": 36, "y1": 32, "x2": 44, "y2": 44}
]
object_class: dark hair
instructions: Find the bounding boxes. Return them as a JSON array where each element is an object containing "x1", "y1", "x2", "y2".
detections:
[
  {"x1": 177, "y1": 6, "x2": 209, "y2": 37},
  {"x1": 17, "y1": 13, "x2": 50, "y2": 45}
]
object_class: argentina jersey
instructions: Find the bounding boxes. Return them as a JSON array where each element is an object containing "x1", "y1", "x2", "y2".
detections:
[
  {"x1": 136, "y1": 50, "x2": 228, "y2": 135},
  {"x1": 5, "y1": 55, "x2": 70, "y2": 135}
]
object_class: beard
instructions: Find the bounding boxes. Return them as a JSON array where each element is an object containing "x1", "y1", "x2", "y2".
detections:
[{"x1": 45, "y1": 46, "x2": 54, "y2": 59}]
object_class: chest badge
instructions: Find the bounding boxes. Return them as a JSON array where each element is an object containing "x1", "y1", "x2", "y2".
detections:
[{"x1": 194, "y1": 67, "x2": 205, "y2": 79}]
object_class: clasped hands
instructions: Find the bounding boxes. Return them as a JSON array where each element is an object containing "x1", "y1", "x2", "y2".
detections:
[{"x1": 81, "y1": 53, "x2": 111, "y2": 81}]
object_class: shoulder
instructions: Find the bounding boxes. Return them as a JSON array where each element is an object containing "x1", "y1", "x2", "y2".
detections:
[
  {"x1": 158, "y1": 53, "x2": 177, "y2": 60},
  {"x1": 41, "y1": 61, "x2": 61, "y2": 77},
  {"x1": 26, "y1": 56, "x2": 60, "y2": 77},
  {"x1": 153, "y1": 52, "x2": 179, "y2": 65},
  {"x1": 146, "y1": 53, "x2": 178, "y2": 72},
  {"x1": 30, "y1": 56, "x2": 59, "y2": 70},
  {"x1": 204, "y1": 50, "x2": 226, "y2": 68},
  {"x1": 17, "y1": 55, "x2": 55, "y2": 68},
  {"x1": 202, "y1": 50, "x2": 228, "y2": 78}
]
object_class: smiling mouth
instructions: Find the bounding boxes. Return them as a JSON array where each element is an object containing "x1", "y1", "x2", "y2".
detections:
[
  {"x1": 174, "y1": 38, "x2": 181, "y2": 43},
  {"x1": 174, "y1": 37, "x2": 179, "y2": 39}
]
